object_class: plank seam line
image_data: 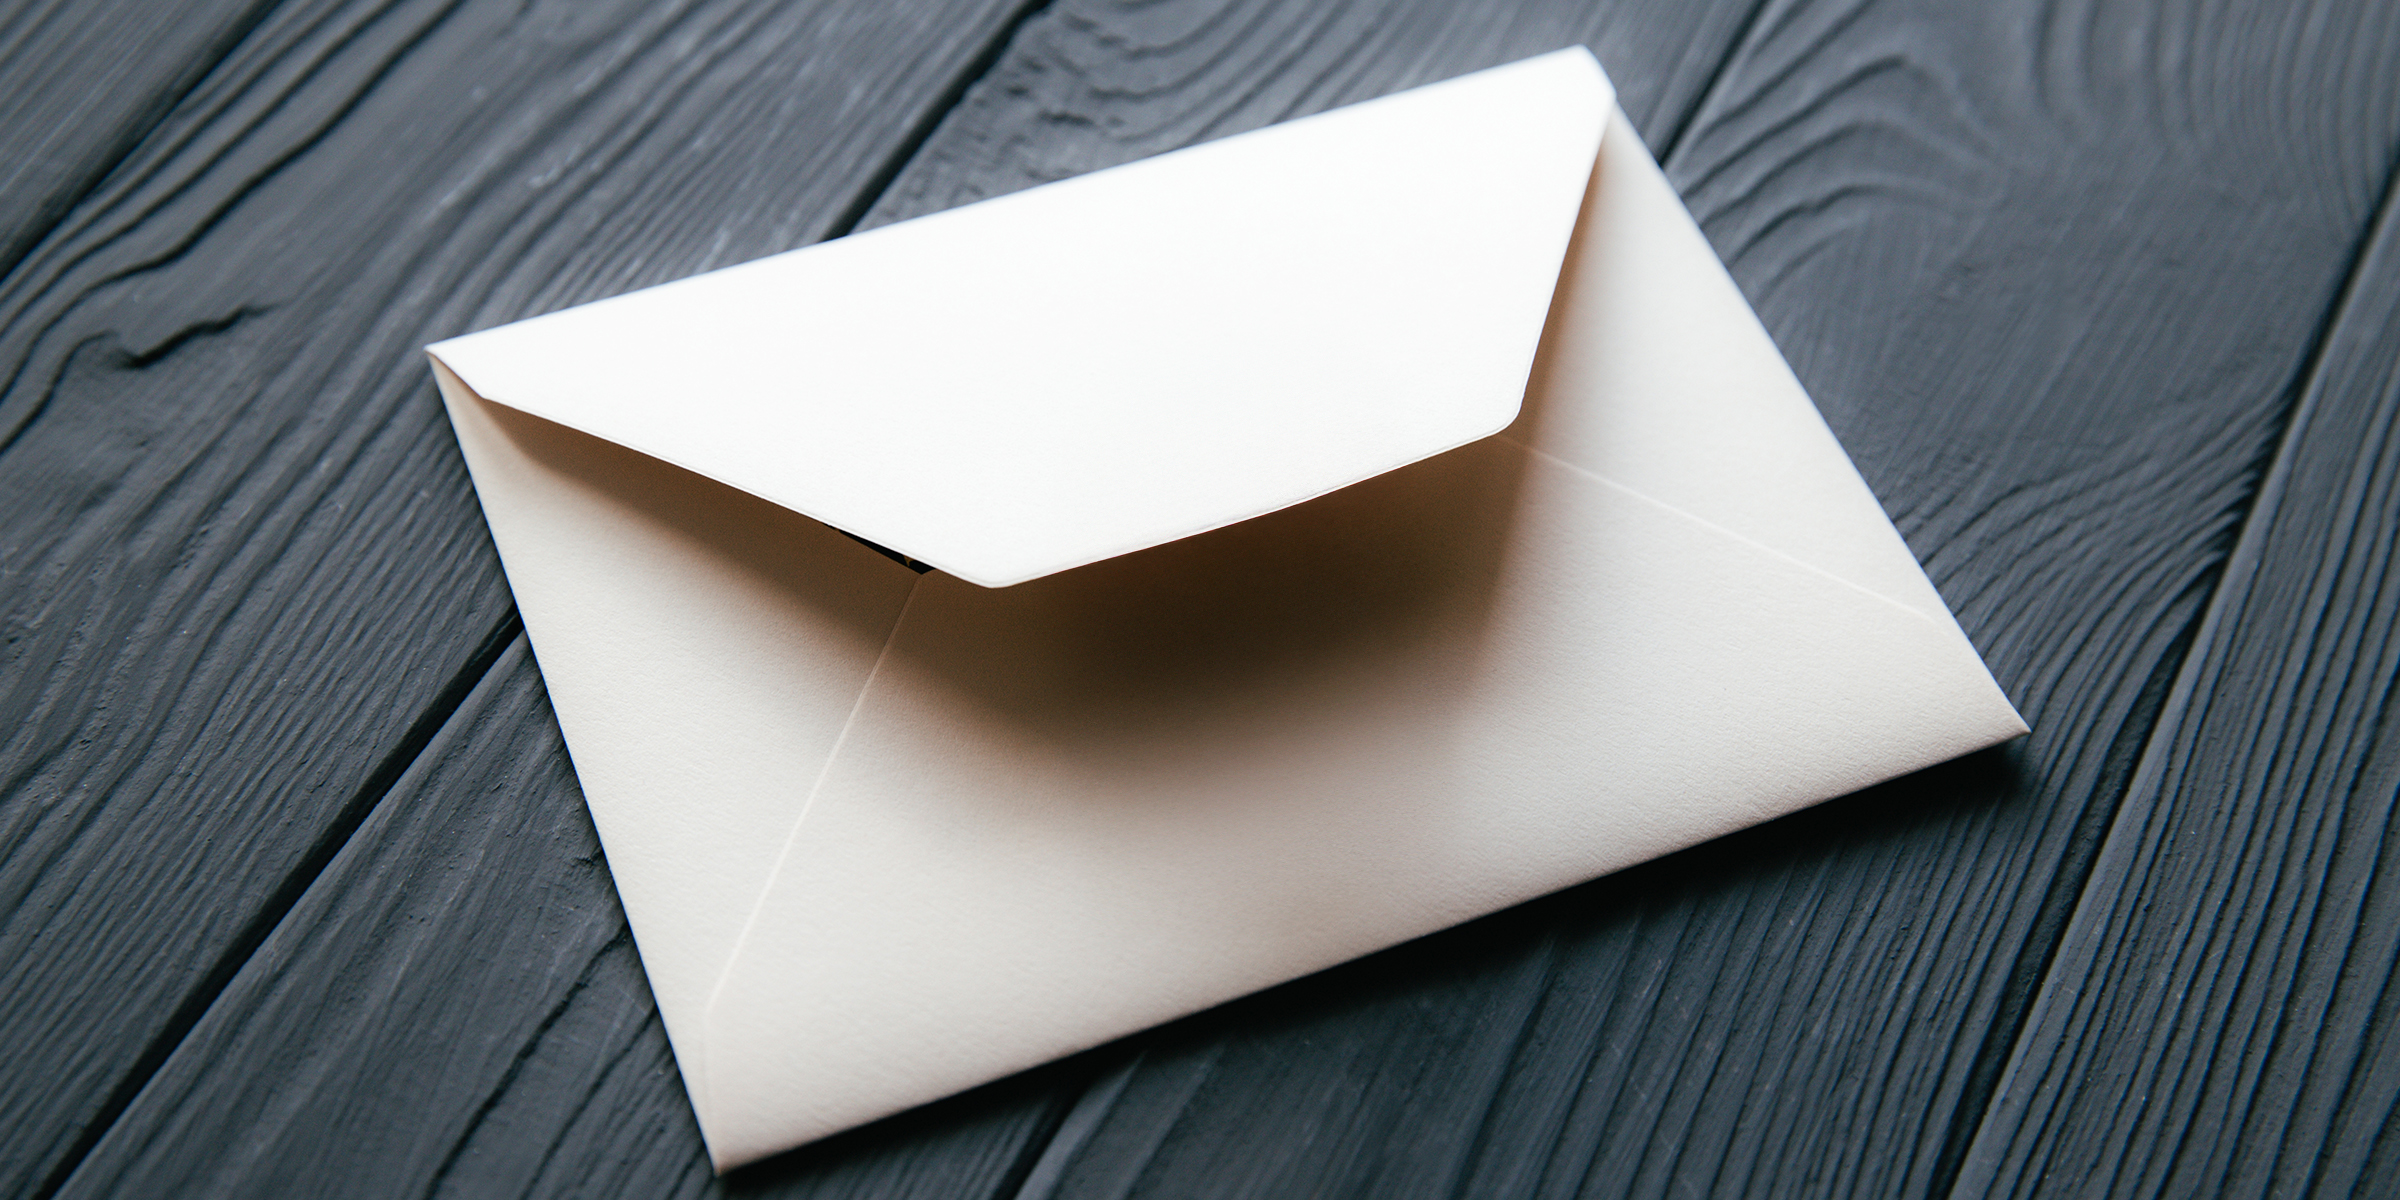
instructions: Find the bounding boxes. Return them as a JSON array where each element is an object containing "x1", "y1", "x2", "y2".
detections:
[
  {"x1": 1652, "y1": 0, "x2": 1773, "y2": 163},
  {"x1": 1923, "y1": 598, "x2": 2204, "y2": 1200},
  {"x1": 817, "y1": 0, "x2": 1059, "y2": 242},
  {"x1": 0, "y1": 0, "x2": 289, "y2": 289},
  {"x1": 420, "y1": 925, "x2": 637, "y2": 1196},
  {"x1": 32, "y1": 609, "x2": 524, "y2": 1200},
  {"x1": 1932, "y1": 134, "x2": 2400, "y2": 1200},
  {"x1": 985, "y1": 1070, "x2": 1107, "y2": 1200}
]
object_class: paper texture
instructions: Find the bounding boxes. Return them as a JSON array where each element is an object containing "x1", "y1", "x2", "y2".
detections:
[
  {"x1": 426, "y1": 48, "x2": 2025, "y2": 1170},
  {"x1": 430, "y1": 52, "x2": 1609, "y2": 587}
]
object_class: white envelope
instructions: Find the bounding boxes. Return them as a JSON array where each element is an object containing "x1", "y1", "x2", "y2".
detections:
[{"x1": 423, "y1": 48, "x2": 2025, "y2": 1170}]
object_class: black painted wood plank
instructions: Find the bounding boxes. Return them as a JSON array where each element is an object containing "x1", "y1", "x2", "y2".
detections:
[
  {"x1": 58, "y1": 643, "x2": 1080, "y2": 1200},
  {"x1": 27, "y1": 1, "x2": 1773, "y2": 1192},
  {"x1": 858, "y1": 1, "x2": 2400, "y2": 1197},
  {"x1": 1951, "y1": 162, "x2": 2400, "y2": 1200},
  {"x1": 0, "y1": 0, "x2": 1030, "y2": 1193},
  {"x1": 40, "y1": 0, "x2": 2400, "y2": 1195},
  {"x1": 0, "y1": 0, "x2": 271, "y2": 275},
  {"x1": 853, "y1": 0, "x2": 1771, "y2": 227}
]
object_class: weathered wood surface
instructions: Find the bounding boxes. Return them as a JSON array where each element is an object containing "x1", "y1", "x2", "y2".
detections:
[
  {"x1": 33, "y1": 2, "x2": 1773, "y2": 1194},
  {"x1": 0, "y1": 0, "x2": 1032, "y2": 1194},
  {"x1": 855, "y1": 0, "x2": 1769, "y2": 229},
  {"x1": 5, "y1": 0, "x2": 2400, "y2": 1196},
  {"x1": 852, "y1": 1, "x2": 2400, "y2": 1196},
  {"x1": 1953, "y1": 170, "x2": 2400, "y2": 1200},
  {"x1": 0, "y1": 0, "x2": 269, "y2": 278},
  {"x1": 61, "y1": 643, "x2": 1085, "y2": 1199}
]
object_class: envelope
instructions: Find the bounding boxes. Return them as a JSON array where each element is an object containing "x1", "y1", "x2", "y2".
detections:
[{"x1": 422, "y1": 48, "x2": 2026, "y2": 1170}]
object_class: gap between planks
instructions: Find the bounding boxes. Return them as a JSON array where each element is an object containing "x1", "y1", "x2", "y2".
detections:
[
  {"x1": 27, "y1": 612, "x2": 522, "y2": 1200},
  {"x1": 20, "y1": 1, "x2": 1060, "y2": 1191},
  {"x1": 47, "y1": 0, "x2": 2376, "y2": 1189},
  {"x1": 1939, "y1": 125, "x2": 2400, "y2": 1200},
  {"x1": 0, "y1": 0, "x2": 285, "y2": 286}
]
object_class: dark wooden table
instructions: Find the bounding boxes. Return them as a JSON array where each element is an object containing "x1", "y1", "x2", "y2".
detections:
[{"x1": 4, "y1": 1, "x2": 2397, "y2": 1196}]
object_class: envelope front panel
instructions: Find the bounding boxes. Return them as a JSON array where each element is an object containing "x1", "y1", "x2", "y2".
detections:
[
  {"x1": 428, "y1": 62, "x2": 2026, "y2": 1172},
  {"x1": 698, "y1": 433, "x2": 2015, "y2": 1160}
]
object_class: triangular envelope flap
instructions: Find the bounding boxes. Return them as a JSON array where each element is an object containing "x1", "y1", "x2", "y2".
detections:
[
  {"x1": 428, "y1": 49, "x2": 1612, "y2": 588},
  {"x1": 697, "y1": 438, "x2": 2025, "y2": 1166}
]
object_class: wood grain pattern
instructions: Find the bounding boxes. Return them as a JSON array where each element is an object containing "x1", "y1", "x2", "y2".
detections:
[
  {"x1": 855, "y1": 0, "x2": 2400, "y2": 1197},
  {"x1": 0, "y1": 0, "x2": 270, "y2": 276},
  {"x1": 11, "y1": 0, "x2": 2400, "y2": 1196},
  {"x1": 35, "y1": 0, "x2": 1774, "y2": 1191},
  {"x1": 1952, "y1": 165, "x2": 2400, "y2": 1200},
  {"x1": 0, "y1": 0, "x2": 1029, "y2": 1193},
  {"x1": 57, "y1": 643, "x2": 1083, "y2": 1200},
  {"x1": 854, "y1": 0, "x2": 1774, "y2": 228}
]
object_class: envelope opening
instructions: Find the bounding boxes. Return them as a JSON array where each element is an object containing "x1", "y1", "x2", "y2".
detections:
[
  {"x1": 869, "y1": 430, "x2": 1540, "y2": 748},
  {"x1": 839, "y1": 530, "x2": 932, "y2": 573},
  {"x1": 424, "y1": 49, "x2": 1613, "y2": 592}
]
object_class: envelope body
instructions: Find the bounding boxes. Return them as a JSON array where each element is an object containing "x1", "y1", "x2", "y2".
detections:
[{"x1": 425, "y1": 48, "x2": 2025, "y2": 1170}]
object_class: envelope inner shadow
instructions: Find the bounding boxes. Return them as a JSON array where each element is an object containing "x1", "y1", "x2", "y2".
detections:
[
  {"x1": 876, "y1": 175, "x2": 1598, "y2": 755},
  {"x1": 490, "y1": 382, "x2": 1548, "y2": 778},
  {"x1": 484, "y1": 399, "x2": 924, "y2": 656},
  {"x1": 889, "y1": 431, "x2": 1533, "y2": 754}
]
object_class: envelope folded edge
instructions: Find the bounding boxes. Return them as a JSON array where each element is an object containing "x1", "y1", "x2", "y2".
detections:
[{"x1": 429, "y1": 358, "x2": 924, "y2": 1156}]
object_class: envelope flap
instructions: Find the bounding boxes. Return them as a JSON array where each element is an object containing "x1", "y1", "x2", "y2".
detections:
[{"x1": 428, "y1": 50, "x2": 1612, "y2": 587}]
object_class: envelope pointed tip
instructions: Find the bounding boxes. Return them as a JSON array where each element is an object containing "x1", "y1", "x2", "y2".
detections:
[
  {"x1": 705, "y1": 1141, "x2": 756, "y2": 1177},
  {"x1": 1555, "y1": 43, "x2": 1604, "y2": 79},
  {"x1": 2001, "y1": 702, "x2": 2032, "y2": 740},
  {"x1": 693, "y1": 1095, "x2": 766, "y2": 1175}
]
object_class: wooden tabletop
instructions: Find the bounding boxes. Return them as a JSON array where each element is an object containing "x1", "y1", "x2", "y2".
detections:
[{"x1": 3, "y1": 1, "x2": 2397, "y2": 1196}]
